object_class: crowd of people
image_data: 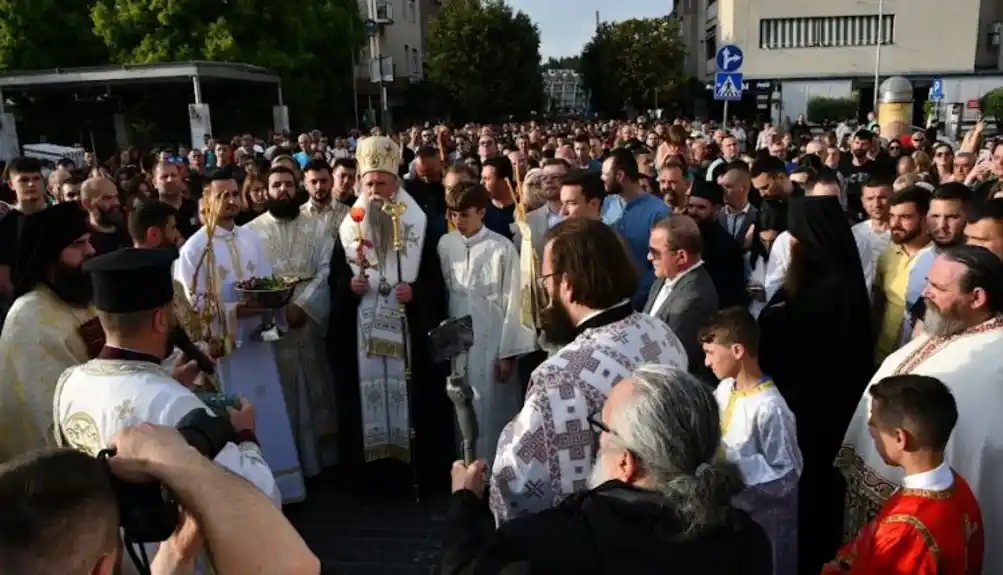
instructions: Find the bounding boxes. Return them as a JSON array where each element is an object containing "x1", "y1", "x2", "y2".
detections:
[{"x1": 0, "y1": 115, "x2": 1001, "y2": 574}]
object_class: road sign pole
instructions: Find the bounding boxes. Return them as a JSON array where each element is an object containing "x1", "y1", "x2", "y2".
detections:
[{"x1": 723, "y1": 100, "x2": 729, "y2": 126}]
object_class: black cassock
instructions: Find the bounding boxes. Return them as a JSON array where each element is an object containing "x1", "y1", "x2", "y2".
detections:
[{"x1": 327, "y1": 232, "x2": 455, "y2": 496}]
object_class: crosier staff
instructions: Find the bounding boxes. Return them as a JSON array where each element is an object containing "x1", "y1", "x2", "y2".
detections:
[{"x1": 381, "y1": 197, "x2": 420, "y2": 501}]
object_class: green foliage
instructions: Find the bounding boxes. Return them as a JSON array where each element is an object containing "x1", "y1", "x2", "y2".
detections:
[
  {"x1": 0, "y1": 0, "x2": 108, "y2": 70},
  {"x1": 425, "y1": 0, "x2": 543, "y2": 121},
  {"x1": 979, "y1": 87, "x2": 1003, "y2": 121},
  {"x1": 543, "y1": 56, "x2": 580, "y2": 71},
  {"x1": 89, "y1": 0, "x2": 365, "y2": 127},
  {"x1": 806, "y1": 97, "x2": 858, "y2": 123},
  {"x1": 581, "y1": 17, "x2": 686, "y2": 117}
]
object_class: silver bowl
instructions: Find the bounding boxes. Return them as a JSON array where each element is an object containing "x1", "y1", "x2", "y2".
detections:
[{"x1": 234, "y1": 285, "x2": 296, "y2": 310}]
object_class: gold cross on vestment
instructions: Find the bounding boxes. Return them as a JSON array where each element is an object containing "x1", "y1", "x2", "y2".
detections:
[
  {"x1": 247, "y1": 261, "x2": 256, "y2": 275},
  {"x1": 381, "y1": 200, "x2": 408, "y2": 251}
]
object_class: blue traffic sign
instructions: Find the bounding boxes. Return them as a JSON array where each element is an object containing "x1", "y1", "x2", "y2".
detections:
[
  {"x1": 714, "y1": 73, "x2": 744, "y2": 101},
  {"x1": 716, "y1": 45, "x2": 744, "y2": 72},
  {"x1": 930, "y1": 78, "x2": 944, "y2": 101}
]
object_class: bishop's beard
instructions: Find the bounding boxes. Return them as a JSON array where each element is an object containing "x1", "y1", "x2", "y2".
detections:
[
  {"x1": 45, "y1": 261, "x2": 93, "y2": 307},
  {"x1": 540, "y1": 297, "x2": 578, "y2": 347},
  {"x1": 367, "y1": 199, "x2": 395, "y2": 257},
  {"x1": 266, "y1": 197, "x2": 301, "y2": 221}
]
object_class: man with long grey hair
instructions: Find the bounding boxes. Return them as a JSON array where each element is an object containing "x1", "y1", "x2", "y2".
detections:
[{"x1": 442, "y1": 364, "x2": 772, "y2": 574}]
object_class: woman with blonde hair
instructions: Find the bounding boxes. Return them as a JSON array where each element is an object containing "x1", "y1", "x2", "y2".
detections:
[{"x1": 235, "y1": 171, "x2": 268, "y2": 225}]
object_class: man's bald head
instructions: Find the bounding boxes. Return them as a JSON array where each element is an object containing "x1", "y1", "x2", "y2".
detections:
[
  {"x1": 805, "y1": 139, "x2": 823, "y2": 156},
  {"x1": 81, "y1": 177, "x2": 117, "y2": 202}
]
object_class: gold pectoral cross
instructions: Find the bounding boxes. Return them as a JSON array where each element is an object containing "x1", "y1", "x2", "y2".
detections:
[{"x1": 381, "y1": 200, "x2": 408, "y2": 251}]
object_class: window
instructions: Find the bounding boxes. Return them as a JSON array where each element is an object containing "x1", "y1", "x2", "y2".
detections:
[
  {"x1": 404, "y1": 44, "x2": 410, "y2": 73},
  {"x1": 759, "y1": 14, "x2": 895, "y2": 49},
  {"x1": 705, "y1": 26, "x2": 717, "y2": 60},
  {"x1": 408, "y1": 0, "x2": 416, "y2": 22},
  {"x1": 412, "y1": 48, "x2": 420, "y2": 75}
]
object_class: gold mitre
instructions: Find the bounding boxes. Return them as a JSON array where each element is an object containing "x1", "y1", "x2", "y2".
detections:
[{"x1": 356, "y1": 136, "x2": 401, "y2": 177}]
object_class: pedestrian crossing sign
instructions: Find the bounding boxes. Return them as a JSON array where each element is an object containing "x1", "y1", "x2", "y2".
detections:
[{"x1": 714, "y1": 72, "x2": 743, "y2": 102}]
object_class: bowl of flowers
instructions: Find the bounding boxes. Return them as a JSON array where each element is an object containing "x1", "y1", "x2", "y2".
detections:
[{"x1": 234, "y1": 275, "x2": 298, "y2": 310}]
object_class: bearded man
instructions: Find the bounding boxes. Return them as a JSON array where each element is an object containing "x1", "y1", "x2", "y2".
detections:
[
  {"x1": 300, "y1": 159, "x2": 349, "y2": 238},
  {"x1": 0, "y1": 202, "x2": 99, "y2": 461},
  {"x1": 837, "y1": 245, "x2": 1003, "y2": 574},
  {"x1": 246, "y1": 166, "x2": 338, "y2": 478},
  {"x1": 327, "y1": 135, "x2": 451, "y2": 496},
  {"x1": 174, "y1": 171, "x2": 304, "y2": 503},
  {"x1": 489, "y1": 218, "x2": 688, "y2": 524},
  {"x1": 81, "y1": 176, "x2": 130, "y2": 256}
]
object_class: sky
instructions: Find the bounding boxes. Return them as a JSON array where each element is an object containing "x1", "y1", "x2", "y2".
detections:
[{"x1": 506, "y1": 0, "x2": 674, "y2": 59}]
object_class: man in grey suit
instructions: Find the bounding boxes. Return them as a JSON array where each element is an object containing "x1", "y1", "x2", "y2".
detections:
[
  {"x1": 643, "y1": 215, "x2": 719, "y2": 384},
  {"x1": 718, "y1": 162, "x2": 758, "y2": 249}
]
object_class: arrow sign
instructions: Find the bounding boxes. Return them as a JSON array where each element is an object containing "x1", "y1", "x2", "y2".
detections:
[{"x1": 716, "y1": 45, "x2": 744, "y2": 73}]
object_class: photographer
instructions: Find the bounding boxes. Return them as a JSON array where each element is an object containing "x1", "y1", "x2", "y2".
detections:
[{"x1": 0, "y1": 423, "x2": 319, "y2": 574}]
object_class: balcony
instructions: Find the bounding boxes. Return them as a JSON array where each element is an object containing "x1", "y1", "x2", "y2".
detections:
[{"x1": 375, "y1": 1, "x2": 394, "y2": 25}]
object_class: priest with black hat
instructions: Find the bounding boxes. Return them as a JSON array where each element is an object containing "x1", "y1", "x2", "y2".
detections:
[
  {"x1": 686, "y1": 179, "x2": 748, "y2": 308},
  {"x1": 54, "y1": 248, "x2": 280, "y2": 517},
  {"x1": 0, "y1": 201, "x2": 100, "y2": 462}
]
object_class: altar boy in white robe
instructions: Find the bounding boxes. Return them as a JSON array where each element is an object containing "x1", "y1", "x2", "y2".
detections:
[
  {"x1": 54, "y1": 248, "x2": 279, "y2": 568},
  {"x1": 174, "y1": 172, "x2": 305, "y2": 503},
  {"x1": 438, "y1": 181, "x2": 537, "y2": 465},
  {"x1": 700, "y1": 307, "x2": 801, "y2": 575},
  {"x1": 246, "y1": 165, "x2": 337, "y2": 477}
]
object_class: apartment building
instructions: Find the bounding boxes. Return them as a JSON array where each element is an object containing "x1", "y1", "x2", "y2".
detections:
[
  {"x1": 676, "y1": 0, "x2": 1003, "y2": 121},
  {"x1": 355, "y1": 0, "x2": 439, "y2": 127},
  {"x1": 543, "y1": 69, "x2": 589, "y2": 114}
]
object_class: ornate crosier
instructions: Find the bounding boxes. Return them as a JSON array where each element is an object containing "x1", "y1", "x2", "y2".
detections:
[
  {"x1": 190, "y1": 192, "x2": 231, "y2": 357},
  {"x1": 382, "y1": 197, "x2": 411, "y2": 377}
]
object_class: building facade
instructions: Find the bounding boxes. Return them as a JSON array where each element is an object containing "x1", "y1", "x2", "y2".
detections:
[
  {"x1": 543, "y1": 69, "x2": 588, "y2": 115},
  {"x1": 675, "y1": 0, "x2": 1003, "y2": 122},
  {"x1": 354, "y1": 0, "x2": 439, "y2": 128}
]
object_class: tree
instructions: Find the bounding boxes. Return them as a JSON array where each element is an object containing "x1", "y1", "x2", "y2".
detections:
[
  {"x1": 90, "y1": 0, "x2": 365, "y2": 128},
  {"x1": 581, "y1": 17, "x2": 686, "y2": 117},
  {"x1": 980, "y1": 87, "x2": 1003, "y2": 123},
  {"x1": 807, "y1": 97, "x2": 858, "y2": 123},
  {"x1": 0, "y1": 0, "x2": 108, "y2": 71},
  {"x1": 425, "y1": 0, "x2": 543, "y2": 121},
  {"x1": 543, "y1": 56, "x2": 580, "y2": 71}
]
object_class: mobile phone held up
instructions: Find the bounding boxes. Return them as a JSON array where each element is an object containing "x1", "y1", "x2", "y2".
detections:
[{"x1": 195, "y1": 392, "x2": 241, "y2": 417}]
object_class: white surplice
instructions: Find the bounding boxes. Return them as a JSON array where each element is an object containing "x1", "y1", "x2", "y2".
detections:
[
  {"x1": 53, "y1": 358, "x2": 280, "y2": 572},
  {"x1": 246, "y1": 212, "x2": 337, "y2": 477},
  {"x1": 836, "y1": 315, "x2": 1003, "y2": 574},
  {"x1": 437, "y1": 227, "x2": 537, "y2": 465},
  {"x1": 337, "y1": 189, "x2": 426, "y2": 463},
  {"x1": 489, "y1": 310, "x2": 688, "y2": 524},
  {"x1": 715, "y1": 378, "x2": 802, "y2": 575},
  {"x1": 174, "y1": 224, "x2": 305, "y2": 503}
]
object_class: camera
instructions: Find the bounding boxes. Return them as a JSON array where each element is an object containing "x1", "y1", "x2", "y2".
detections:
[{"x1": 100, "y1": 408, "x2": 238, "y2": 572}]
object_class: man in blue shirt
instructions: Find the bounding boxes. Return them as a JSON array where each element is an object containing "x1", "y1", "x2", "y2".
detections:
[{"x1": 602, "y1": 148, "x2": 670, "y2": 310}]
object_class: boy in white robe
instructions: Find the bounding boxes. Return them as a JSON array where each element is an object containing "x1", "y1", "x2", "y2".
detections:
[
  {"x1": 437, "y1": 181, "x2": 537, "y2": 465},
  {"x1": 700, "y1": 307, "x2": 802, "y2": 575}
]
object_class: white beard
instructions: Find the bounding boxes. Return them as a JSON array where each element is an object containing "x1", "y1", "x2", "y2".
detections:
[{"x1": 587, "y1": 449, "x2": 613, "y2": 489}]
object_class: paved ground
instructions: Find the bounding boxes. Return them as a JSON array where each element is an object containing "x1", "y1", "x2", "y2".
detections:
[{"x1": 286, "y1": 475, "x2": 447, "y2": 574}]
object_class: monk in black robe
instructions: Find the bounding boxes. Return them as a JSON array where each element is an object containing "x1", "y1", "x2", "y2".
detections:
[{"x1": 757, "y1": 196, "x2": 874, "y2": 574}]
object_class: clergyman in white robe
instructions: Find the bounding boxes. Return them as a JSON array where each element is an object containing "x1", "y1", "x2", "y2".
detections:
[
  {"x1": 438, "y1": 225, "x2": 537, "y2": 466},
  {"x1": 246, "y1": 211, "x2": 337, "y2": 477},
  {"x1": 174, "y1": 224, "x2": 306, "y2": 503},
  {"x1": 489, "y1": 306, "x2": 688, "y2": 524},
  {"x1": 54, "y1": 357, "x2": 280, "y2": 571},
  {"x1": 836, "y1": 315, "x2": 1003, "y2": 574}
]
